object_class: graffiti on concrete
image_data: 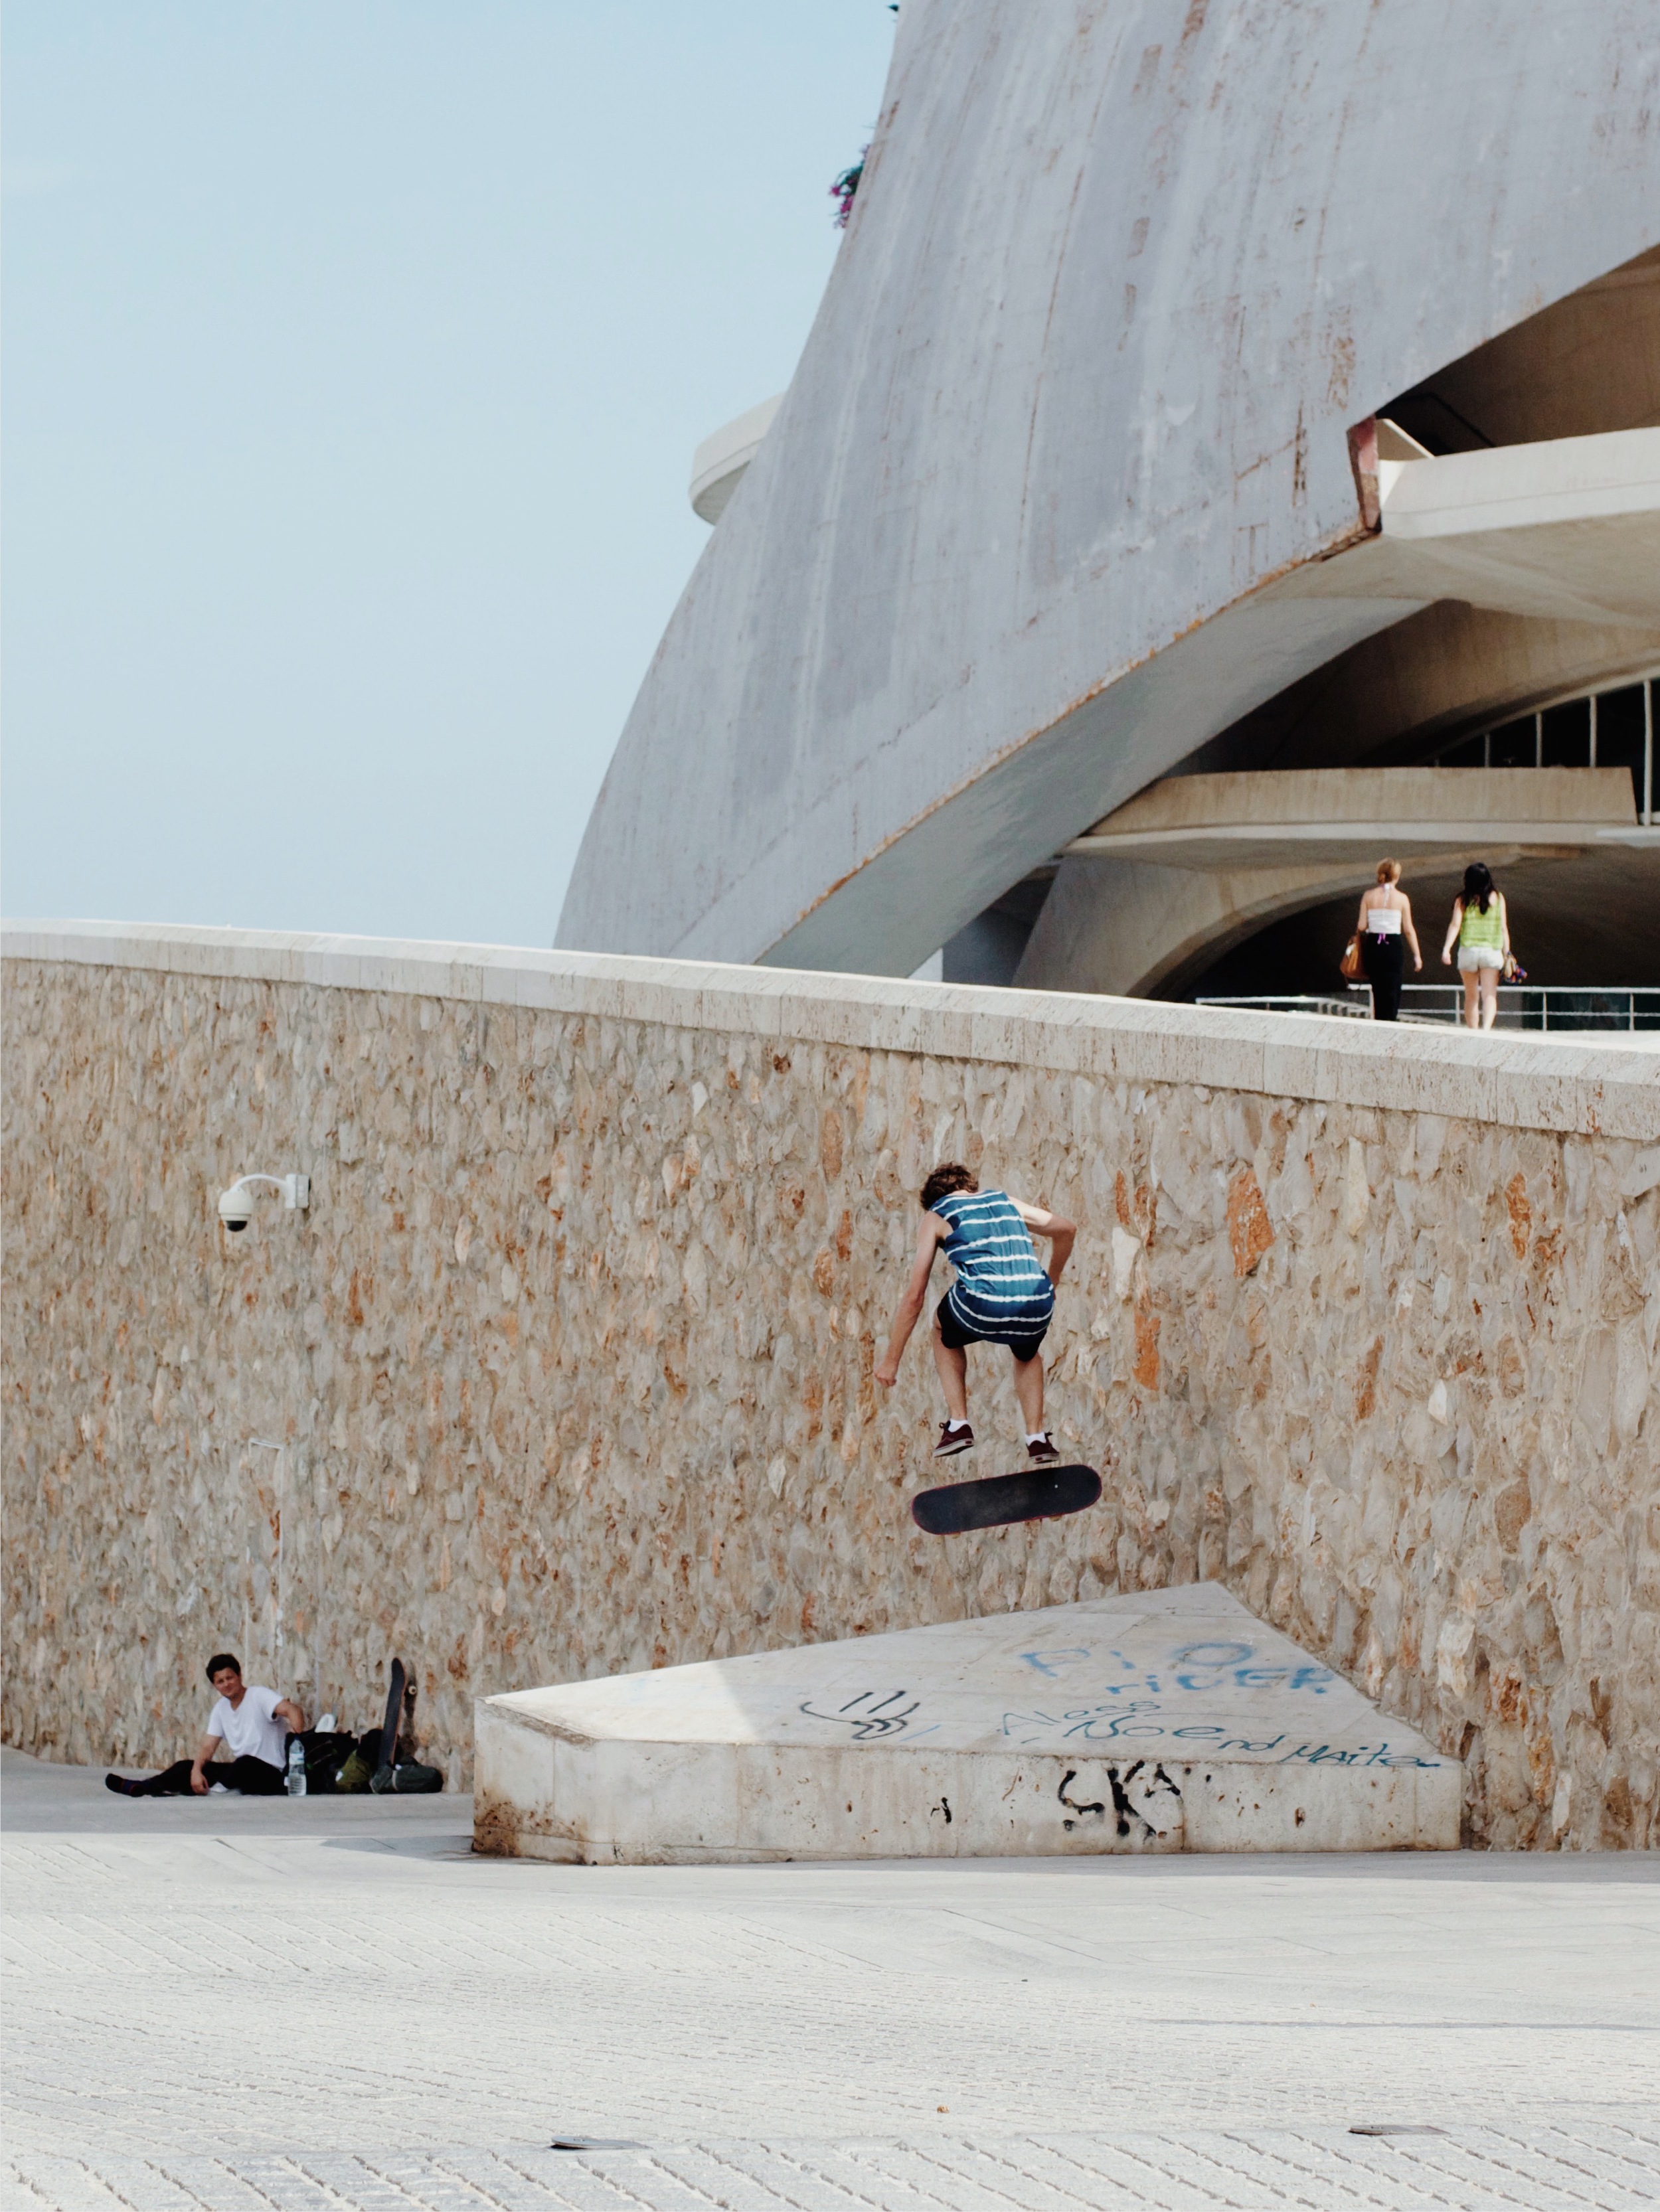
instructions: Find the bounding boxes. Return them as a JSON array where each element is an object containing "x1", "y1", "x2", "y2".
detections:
[
  {"x1": 1058, "y1": 1769, "x2": 1107, "y2": 1820},
  {"x1": 1019, "y1": 1638, "x2": 1337, "y2": 1698},
  {"x1": 785, "y1": 1633, "x2": 1449, "y2": 1768},
  {"x1": 1000, "y1": 1700, "x2": 1446, "y2": 1765},
  {"x1": 1059, "y1": 1760, "x2": 1183, "y2": 1842},
  {"x1": 797, "y1": 1690, "x2": 920, "y2": 1741},
  {"x1": 994, "y1": 1638, "x2": 1450, "y2": 1764},
  {"x1": 1019, "y1": 1647, "x2": 1093, "y2": 1678}
]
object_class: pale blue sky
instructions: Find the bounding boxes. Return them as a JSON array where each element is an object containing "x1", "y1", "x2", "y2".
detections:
[{"x1": 3, "y1": 3, "x2": 896, "y2": 945}]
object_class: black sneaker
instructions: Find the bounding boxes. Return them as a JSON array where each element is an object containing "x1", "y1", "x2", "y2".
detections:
[
  {"x1": 104, "y1": 1774, "x2": 139, "y2": 1796},
  {"x1": 933, "y1": 1421, "x2": 974, "y2": 1459},
  {"x1": 1027, "y1": 1432, "x2": 1060, "y2": 1464}
]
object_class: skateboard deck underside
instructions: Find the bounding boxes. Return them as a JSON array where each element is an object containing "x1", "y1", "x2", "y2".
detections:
[{"x1": 912, "y1": 1464, "x2": 1101, "y2": 1534}]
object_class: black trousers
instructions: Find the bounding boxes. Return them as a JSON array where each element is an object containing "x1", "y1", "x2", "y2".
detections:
[
  {"x1": 1363, "y1": 933, "x2": 1405, "y2": 1022},
  {"x1": 128, "y1": 1753, "x2": 288, "y2": 1797}
]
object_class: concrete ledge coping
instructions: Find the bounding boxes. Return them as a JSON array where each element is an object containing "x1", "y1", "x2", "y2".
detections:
[{"x1": 5, "y1": 919, "x2": 1657, "y2": 1140}]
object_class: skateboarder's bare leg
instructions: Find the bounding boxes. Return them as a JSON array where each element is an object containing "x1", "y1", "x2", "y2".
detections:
[
  {"x1": 930, "y1": 1310, "x2": 969, "y2": 1423},
  {"x1": 1012, "y1": 1351, "x2": 1045, "y2": 1435}
]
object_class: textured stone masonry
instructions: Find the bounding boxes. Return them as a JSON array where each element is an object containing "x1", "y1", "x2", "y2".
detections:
[{"x1": 3, "y1": 925, "x2": 1657, "y2": 1846}]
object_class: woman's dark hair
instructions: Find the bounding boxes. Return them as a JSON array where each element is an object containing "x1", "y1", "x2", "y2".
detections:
[
  {"x1": 205, "y1": 1652, "x2": 242, "y2": 1682},
  {"x1": 921, "y1": 1162, "x2": 977, "y2": 1212},
  {"x1": 1463, "y1": 861, "x2": 1495, "y2": 913}
]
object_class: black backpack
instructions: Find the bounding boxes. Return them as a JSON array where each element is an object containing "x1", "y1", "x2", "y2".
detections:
[
  {"x1": 296, "y1": 1729, "x2": 361, "y2": 1791},
  {"x1": 371, "y1": 1755, "x2": 444, "y2": 1794}
]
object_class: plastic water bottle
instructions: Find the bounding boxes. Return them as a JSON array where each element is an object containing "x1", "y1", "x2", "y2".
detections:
[{"x1": 286, "y1": 1739, "x2": 307, "y2": 1798}]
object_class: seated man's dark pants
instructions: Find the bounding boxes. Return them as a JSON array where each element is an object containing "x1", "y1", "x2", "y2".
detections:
[{"x1": 128, "y1": 1754, "x2": 287, "y2": 1797}]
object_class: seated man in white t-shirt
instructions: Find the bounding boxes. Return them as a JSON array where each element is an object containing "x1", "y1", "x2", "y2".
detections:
[{"x1": 106, "y1": 1652, "x2": 307, "y2": 1797}]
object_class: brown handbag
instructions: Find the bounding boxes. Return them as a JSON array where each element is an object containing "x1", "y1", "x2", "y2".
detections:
[{"x1": 1340, "y1": 933, "x2": 1364, "y2": 982}]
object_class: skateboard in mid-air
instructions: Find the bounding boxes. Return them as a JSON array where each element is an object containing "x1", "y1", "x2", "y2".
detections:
[{"x1": 911, "y1": 1463, "x2": 1101, "y2": 1535}]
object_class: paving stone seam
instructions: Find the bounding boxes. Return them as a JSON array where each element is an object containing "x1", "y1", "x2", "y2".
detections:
[
  {"x1": 11, "y1": 2140, "x2": 1660, "y2": 2212},
  {"x1": 1463, "y1": 2132, "x2": 1653, "y2": 2207},
  {"x1": 892, "y1": 2137, "x2": 1112, "y2": 2212}
]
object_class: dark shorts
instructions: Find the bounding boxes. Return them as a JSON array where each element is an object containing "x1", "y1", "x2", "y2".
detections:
[{"x1": 936, "y1": 1293, "x2": 1050, "y2": 1361}]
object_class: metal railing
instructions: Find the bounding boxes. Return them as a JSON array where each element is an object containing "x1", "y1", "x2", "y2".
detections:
[
  {"x1": 1378, "y1": 985, "x2": 1658, "y2": 1030},
  {"x1": 1197, "y1": 987, "x2": 1660, "y2": 1031},
  {"x1": 1193, "y1": 994, "x2": 1371, "y2": 1020}
]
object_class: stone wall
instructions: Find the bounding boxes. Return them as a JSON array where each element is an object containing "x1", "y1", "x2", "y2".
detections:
[{"x1": 4, "y1": 923, "x2": 1657, "y2": 1846}]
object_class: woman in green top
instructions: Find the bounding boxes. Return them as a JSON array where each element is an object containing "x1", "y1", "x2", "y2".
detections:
[{"x1": 1441, "y1": 861, "x2": 1509, "y2": 1030}]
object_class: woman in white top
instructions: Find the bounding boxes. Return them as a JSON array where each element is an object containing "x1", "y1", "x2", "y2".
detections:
[{"x1": 1355, "y1": 859, "x2": 1421, "y2": 1022}]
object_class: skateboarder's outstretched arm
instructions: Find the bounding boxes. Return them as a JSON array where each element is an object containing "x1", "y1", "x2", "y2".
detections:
[
  {"x1": 1008, "y1": 1198, "x2": 1076, "y2": 1287},
  {"x1": 874, "y1": 1212, "x2": 950, "y2": 1388}
]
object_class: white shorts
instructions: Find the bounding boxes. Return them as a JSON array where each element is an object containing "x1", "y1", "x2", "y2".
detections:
[{"x1": 1457, "y1": 947, "x2": 1503, "y2": 973}]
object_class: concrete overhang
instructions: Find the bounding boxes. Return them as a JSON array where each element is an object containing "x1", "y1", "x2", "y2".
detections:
[
  {"x1": 1279, "y1": 426, "x2": 1660, "y2": 629},
  {"x1": 1066, "y1": 766, "x2": 1656, "y2": 871},
  {"x1": 1019, "y1": 765, "x2": 1660, "y2": 999},
  {"x1": 689, "y1": 395, "x2": 784, "y2": 525},
  {"x1": 756, "y1": 431, "x2": 1660, "y2": 974}
]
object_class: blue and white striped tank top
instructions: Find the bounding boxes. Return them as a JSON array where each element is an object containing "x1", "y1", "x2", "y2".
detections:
[{"x1": 932, "y1": 1188, "x2": 1055, "y2": 1337}]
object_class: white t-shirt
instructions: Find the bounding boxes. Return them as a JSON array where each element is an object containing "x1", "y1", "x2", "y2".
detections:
[{"x1": 208, "y1": 1686, "x2": 288, "y2": 1768}]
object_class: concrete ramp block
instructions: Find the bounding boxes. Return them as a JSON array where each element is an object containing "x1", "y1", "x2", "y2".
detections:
[{"x1": 474, "y1": 1583, "x2": 1459, "y2": 1863}]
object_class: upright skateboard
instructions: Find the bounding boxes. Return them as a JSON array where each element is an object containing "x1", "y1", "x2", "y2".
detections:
[
  {"x1": 911, "y1": 1463, "x2": 1100, "y2": 1535},
  {"x1": 370, "y1": 1657, "x2": 406, "y2": 1793}
]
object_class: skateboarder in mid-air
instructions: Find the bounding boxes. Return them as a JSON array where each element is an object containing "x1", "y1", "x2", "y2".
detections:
[{"x1": 874, "y1": 1163, "x2": 1076, "y2": 1461}]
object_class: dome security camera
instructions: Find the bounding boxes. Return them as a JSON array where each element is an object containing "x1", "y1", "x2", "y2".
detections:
[
  {"x1": 218, "y1": 1186, "x2": 256, "y2": 1233},
  {"x1": 216, "y1": 1172, "x2": 309, "y2": 1235}
]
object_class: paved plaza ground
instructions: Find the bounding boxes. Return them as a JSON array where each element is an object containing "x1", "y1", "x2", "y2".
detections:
[{"x1": 3, "y1": 1748, "x2": 1657, "y2": 2210}]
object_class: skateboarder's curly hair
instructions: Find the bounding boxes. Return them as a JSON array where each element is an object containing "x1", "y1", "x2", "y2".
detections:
[{"x1": 920, "y1": 1162, "x2": 977, "y2": 1212}]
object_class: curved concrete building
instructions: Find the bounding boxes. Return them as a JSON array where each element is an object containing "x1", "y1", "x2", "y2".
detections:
[
  {"x1": 560, "y1": 0, "x2": 1660, "y2": 992},
  {"x1": 689, "y1": 394, "x2": 783, "y2": 526}
]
